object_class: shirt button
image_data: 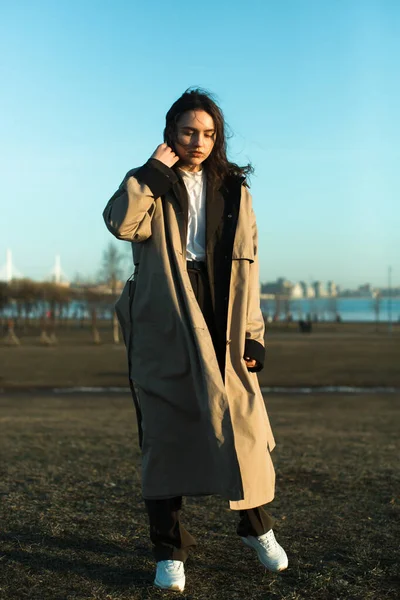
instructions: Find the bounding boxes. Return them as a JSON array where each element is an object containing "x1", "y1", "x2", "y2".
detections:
[{"x1": 227, "y1": 213, "x2": 232, "y2": 218}]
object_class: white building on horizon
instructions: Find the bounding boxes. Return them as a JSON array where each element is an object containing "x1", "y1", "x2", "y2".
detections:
[
  {"x1": 327, "y1": 280, "x2": 338, "y2": 297},
  {"x1": 299, "y1": 281, "x2": 315, "y2": 298},
  {"x1": 312, "y1": 281, "x2": 328, "y2": 298},
  {"x1": 290, "y1": 282, "x2": 304, "y2": 299}
]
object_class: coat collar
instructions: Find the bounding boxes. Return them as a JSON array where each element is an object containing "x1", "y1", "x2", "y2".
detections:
[
  {"x1": 171, "y1": 167, "x2": 244, "y2": 255},
  {"x1": 171, "y1": 168, "x2": 188, "y2": 215}
]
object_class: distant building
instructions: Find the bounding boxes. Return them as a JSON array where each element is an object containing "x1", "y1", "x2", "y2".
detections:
[
  {"x1": 327, "y1": 281, "x2": 338, "y2": 297},
  {"x1": 261, "y1": 277, "x2": 292, "y2": 296},
  {"x1": 260, "y1": 282, "x2": 278, "y2": 295},
  {"x1": 358, "y1": 283, "x2": 373, "y2": 297},
  {"x1": 312, "y1": 281, "x2": 327, "y2": 298},
  {"x1": 380, "y1": 286, "x2": 400, "y2": 297},
  {"x1": 290, "y1": 282, "x2": 304, "y2": 299},
  {"x1": 299, "y1": 281, "x2": 315, "y2": 298}
]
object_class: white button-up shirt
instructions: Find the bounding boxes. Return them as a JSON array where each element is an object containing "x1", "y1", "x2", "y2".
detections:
[{"x1": 179, "y1": 168, "x2": 207, "y2": 262}]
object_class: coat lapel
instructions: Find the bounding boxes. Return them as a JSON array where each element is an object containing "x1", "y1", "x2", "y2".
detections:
[
  {"x1": 172, "y1": 171, "x2": 188, "y2": 215},
  {"x1": 206, "y1": 175, "x2": 243, "y2": 377},
  {"x1": 170, "y1": 172, "x2": 189, "y2": 255},
  {"x1": 206, "y1": 180, "x2": 225, "y2": 253},
  {"x1": 171, "y1": 169, "x2": 226, "y2": 260}
]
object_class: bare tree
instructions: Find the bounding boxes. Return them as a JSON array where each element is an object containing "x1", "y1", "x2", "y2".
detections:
[
  {"x1": 8, "y1": 279, "x2": 42, "y2": 330},
  {"x1": 274, "y1": 294, "x2": 282, "y2": 321},
  {"x1": 41, "y1": 282, "x2": 72, "y2": 341},
  {"x1": 83, "y1": 287, "x2": 104, "y2": 344},
  {"x1": 100, "y1": 242, "x2": 125, "y2": 343},
  {"x1": 0, "y1": 282, "x2": 9, "y2": 327},
  {"x1": 0, "y1": 282, "x2": 20, "y2": 344},
  {"x1": 283, "y1": 295, "x2": 294, "y2": 324}
]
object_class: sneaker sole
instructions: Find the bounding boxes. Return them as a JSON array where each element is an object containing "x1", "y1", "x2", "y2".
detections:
[
  {"x1": 242, "y1": 537, "x2": 288, "y2": 572},
  {"x1": 154, "y1": 578, "x2": 185, "y2": 592}
]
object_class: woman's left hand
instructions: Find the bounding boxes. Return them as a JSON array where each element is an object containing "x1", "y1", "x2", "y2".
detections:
[{"x1": 244, "y1": 357, "x2": 258, "y2": 369}]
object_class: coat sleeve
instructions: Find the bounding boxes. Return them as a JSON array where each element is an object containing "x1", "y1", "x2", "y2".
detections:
[
  {"x1": 244, "y1": 205, "x2": 266, "y2": 372},
  {"x1": 103, "y1": 159, "x2": 178, "y2": 242}
]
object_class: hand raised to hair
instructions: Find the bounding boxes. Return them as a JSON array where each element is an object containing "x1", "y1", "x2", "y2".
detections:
[{"x1": 151, "y1": 143, "x2": 179, "y2": 168}]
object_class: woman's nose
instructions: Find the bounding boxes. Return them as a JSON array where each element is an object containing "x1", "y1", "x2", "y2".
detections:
[{"x1": 192, "y1": 133, "x2": 203, "y2": 147}]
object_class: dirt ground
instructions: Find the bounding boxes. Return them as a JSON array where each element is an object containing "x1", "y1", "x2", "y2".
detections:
[
  {"x1": 1, "y1": 322, "x2": 399, "y2": 389},
  {"x1": 0, "y1": 392, "x2": 398, "y2": 599}
]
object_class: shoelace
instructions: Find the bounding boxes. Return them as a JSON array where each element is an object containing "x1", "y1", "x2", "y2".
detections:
[
  {"x1": 164, "y1": 560, "x2": 183, "y2": 572},
  {"x1": 259, "y1": 530, "x2": 278, "y2": 551}
]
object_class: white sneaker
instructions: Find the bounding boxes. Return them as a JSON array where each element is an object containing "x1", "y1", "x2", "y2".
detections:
[
  {"x1": 241, "y1": 529, "x2": 288, "y2": 572},
  {"x1": 154, "y1": 560, "x2": 185, "y2": 592}
]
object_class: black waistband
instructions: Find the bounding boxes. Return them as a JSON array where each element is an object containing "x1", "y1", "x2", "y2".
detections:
[{"x1": 187, "y1": 260, "x2": 205, "y2": 271}]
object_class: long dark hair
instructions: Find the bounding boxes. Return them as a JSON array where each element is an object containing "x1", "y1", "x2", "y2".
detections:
[{"x1": 164, "y1": 88, "x2": 253, "y2": 188}]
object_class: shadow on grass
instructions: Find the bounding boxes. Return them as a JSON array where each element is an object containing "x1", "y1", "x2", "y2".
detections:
[
  {"x1": 1, "y1": 529, "x2": 153, "y2": 589},
  {"x1": 0, "y1": 528, "x2": 147, "y2": 556}
]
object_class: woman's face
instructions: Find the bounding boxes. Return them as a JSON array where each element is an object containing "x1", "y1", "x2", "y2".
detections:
[{"x1": 174, "y1": 109, "x2": 216, "y2": 171}]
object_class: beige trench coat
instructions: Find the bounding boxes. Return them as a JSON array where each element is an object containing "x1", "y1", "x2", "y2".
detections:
[{"x1": 103, "y1": 162, "x2": 276, "y2": 510}]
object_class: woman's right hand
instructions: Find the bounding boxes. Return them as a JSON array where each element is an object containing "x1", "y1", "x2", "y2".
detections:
[{"x1": 151, "y1": 143, "x2": 179, "y2": 168}]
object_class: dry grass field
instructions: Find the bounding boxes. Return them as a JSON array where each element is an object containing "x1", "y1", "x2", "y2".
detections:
[
  {"x1": 0, "y1": 392, "x2": 399, "y2": 599},
  {"x1": 1, "y1": 322, "x2": 399, "y2": 389}
]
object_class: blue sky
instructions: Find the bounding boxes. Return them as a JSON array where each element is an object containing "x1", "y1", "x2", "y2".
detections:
[{"x1": 0, "y1": 0, "x2": 399, "y2": 288}]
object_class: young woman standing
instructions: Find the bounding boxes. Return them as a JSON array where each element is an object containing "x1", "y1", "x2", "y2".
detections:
[{"x1": 103, "y1": 89, "x2": 287, "y2": 592}]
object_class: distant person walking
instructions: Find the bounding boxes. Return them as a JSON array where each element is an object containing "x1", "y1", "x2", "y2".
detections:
[{"x1": 103, "y1": 89, "x2": 287, "y2": 592}]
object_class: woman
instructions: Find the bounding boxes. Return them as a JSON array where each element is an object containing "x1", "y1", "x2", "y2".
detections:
[{"x1": 103, "y1": 89, "x2": 287, "y2": 592}]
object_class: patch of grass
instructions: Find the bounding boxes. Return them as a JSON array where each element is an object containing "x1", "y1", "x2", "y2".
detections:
[
  {"x1": 0, "y1": 393, "x2": 399, "y2": 599},
  {"x1": 0, "y1": 323, "x2": 399, "y2": 389}
]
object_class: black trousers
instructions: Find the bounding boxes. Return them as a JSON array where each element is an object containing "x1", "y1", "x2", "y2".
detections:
[
  {"x1": 145, "y1": 496, "x2": 275, "y2": 562},
  {"x1": 144, "y1": 262, "x2": 275, "y2": 562}
]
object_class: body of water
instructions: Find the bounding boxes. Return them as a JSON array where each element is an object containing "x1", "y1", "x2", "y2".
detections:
[
  {"x1": 3, "y1": 297, "x2": 400, "y2": 324},
  {"x1": 260, "y1": 297, "x2": 400, "y2": 323}
]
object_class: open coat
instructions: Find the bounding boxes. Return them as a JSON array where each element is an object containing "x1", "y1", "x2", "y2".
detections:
[{"x1": 103, "y1": 159, "x2": 276, "y2": 510}]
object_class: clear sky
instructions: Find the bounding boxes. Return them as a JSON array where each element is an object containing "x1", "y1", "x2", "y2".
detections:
[{"x1": 1, "y1": 0, "x2": 399, "y2": 288}]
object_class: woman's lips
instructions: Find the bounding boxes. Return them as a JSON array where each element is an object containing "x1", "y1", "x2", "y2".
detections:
[{"x1": 189, "y1": 152, "x2": 203, "y2": 157}]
